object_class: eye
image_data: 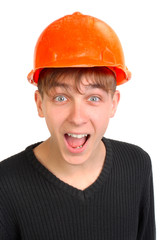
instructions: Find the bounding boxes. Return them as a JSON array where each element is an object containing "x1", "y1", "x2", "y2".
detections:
[
  {"x1": 55, "y1": 95, "x2": 67, "y2": 102},
  {"x1": 88, "y1": 96, "x2": 100, "y2": 102}
]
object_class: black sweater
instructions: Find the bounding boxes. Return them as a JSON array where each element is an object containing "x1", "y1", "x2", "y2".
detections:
[{"x1": 0, "y1": 138, "x2": 156, "y2": 239}]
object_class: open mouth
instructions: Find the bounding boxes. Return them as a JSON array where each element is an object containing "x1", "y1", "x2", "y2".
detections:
[{"x1": 64, "y1": 133, "x2": 90, "y2": 150}]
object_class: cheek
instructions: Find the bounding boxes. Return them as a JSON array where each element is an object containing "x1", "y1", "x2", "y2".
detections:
[
  {"x1": 43, "y1": 104, "x2": 76, "y2": 137},
  {"x1": 91, "y1": 106, "x2": 111, "y2": 131},
  {"x1": 96, "y1": 104, "x2": 112, "y2": 119},
  {"x1": 43, "y1": 106, "x2": 65, "y2": 134}
]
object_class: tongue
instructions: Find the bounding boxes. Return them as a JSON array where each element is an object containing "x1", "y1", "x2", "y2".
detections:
[{"x1": 65, "y1": 135, "x2": 87, "y2": 148}]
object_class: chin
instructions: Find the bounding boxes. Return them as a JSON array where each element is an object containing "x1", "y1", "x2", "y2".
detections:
[{"x1": 62, "y1": 151, "x2": 91, "y2": 166}]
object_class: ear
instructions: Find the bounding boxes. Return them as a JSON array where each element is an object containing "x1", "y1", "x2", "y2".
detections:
[
  {"x1": 110, "y1": 90, "x2": 120, "y2": 118},
  {"x1": 34, "y1": 90, "x2": 44, "y2": 118}
]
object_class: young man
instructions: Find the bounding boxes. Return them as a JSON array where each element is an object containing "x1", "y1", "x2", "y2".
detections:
[{"x1": 0, "y1": 12, "x2": 156, "y2": 239}]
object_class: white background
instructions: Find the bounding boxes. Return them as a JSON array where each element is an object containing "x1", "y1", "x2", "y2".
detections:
[{"x1": 0, "y1": 0, "x2": 159, "y2": 236}]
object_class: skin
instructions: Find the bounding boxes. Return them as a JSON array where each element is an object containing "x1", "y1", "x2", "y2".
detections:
[{"x1": 34, "y1": 76, "x2": 120, "y2": 189}]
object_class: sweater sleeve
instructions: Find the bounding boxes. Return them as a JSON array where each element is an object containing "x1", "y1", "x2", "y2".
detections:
[
  {"x1": 0, "y1": 201, "x2": 16, "y2": 240},
  {"x1": 0, "y1": 196, "x2": 19, "y2": 240},
  {"x1": 0, "y1": 222, "x2": 12, "y2": 240},
  {"x1": 0, "y1": 169, "x2": 19, "y2": 239},
  {"x1": 137, "y1": 163, "x2": 156, "y2": 240}
]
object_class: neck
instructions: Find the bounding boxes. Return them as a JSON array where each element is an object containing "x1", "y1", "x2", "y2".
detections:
[{"x1": 33, "y1": 137, "x2": 106, "y2": 189}]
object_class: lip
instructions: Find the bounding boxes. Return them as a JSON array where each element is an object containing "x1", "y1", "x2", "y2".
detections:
[
  {"x1": 64, "y1": 134, "x2": 90, "y2": 154},
  {"x1": 65, "y1": 132, "x2": 89, "y2": 135}
]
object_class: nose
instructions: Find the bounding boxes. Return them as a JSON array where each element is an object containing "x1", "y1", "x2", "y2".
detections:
[{"x1": 67, "y1": 101, "x2": 88, "y2": 126}]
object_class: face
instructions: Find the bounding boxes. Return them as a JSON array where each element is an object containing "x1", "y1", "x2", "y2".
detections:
[{"x1": 35, "y1": 76, "x2": 120, "y2": 166}]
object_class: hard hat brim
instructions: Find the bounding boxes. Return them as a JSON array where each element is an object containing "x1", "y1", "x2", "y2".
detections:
[{"x1": 27, "y1": 66, "x2": 131, "y2": 86}]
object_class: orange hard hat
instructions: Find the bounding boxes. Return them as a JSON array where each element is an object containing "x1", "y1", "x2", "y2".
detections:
[{"x1": 27, "y1": 12, "x2": 131, "y2": 86}]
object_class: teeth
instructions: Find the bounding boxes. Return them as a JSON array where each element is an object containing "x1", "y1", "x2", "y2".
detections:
[
  {"x1": 74, "y1": 145, "x2": 83, "y2": 149},
  {"x1": 67, "y1": 133, "x2": 88, "y2": 138}
]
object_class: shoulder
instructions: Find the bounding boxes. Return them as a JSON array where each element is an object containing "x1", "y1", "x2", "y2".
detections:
[
  {"x1": 0, "y1": 150, "x2": 27, "y2": 176},
  {"x1": 0, "y1": 143, "x2": 40, "y2": 183},
  {"x1": 0, "y1": 150, "x2": 28, "y2": 195},
  {"x1": 110, "y1": 138, "x2": 150, "y2": 158},
  {"x1": 103, "y1": 138, "x2": 153, "y2": 194},
  {"x1": 0, "y1": 143, "x2": 42, "y2": 211},
  {"x1": 103, "y1": 137, "x2": 152, "y2": 173}
]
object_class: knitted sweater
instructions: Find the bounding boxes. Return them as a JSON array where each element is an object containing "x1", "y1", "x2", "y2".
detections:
[{"x1": 0, "y1": 138, "x2": 156, "y2": 240}]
